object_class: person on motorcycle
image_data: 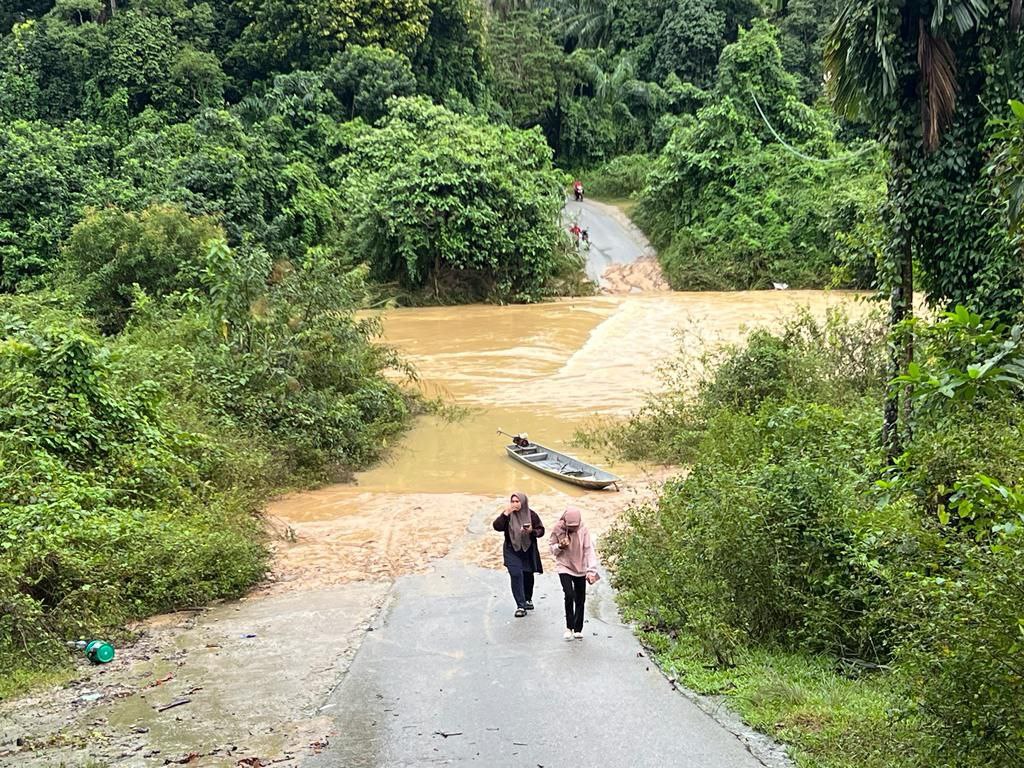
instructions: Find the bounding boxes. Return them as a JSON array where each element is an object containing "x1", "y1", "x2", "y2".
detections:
[{"x1": 572, "y1": 180, "x2": 584, "y2": 202}]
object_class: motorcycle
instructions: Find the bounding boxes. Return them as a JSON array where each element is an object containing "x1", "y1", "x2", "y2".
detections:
[{"x1": 574, "y1": 187, "x2": 584, "y2": 202}]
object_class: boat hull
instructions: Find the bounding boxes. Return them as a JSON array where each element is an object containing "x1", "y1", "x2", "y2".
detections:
[{"x1": 505, "y1": 442, "x2": 620, "y2": 490}]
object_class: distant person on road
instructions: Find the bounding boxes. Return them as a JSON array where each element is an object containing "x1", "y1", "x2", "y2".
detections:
[
  {"x1": 572, "y1": 179, "x2": 584, "y2": 201},
  {"x1": 493, "y1": 492, "x2": 545, "y2": 617},
  {"x1": 549, "y1": 507, "x2": 599, "y2": 640}
]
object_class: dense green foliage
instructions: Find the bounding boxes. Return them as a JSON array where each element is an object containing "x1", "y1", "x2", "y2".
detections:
[
  {"x1": 3, "y1": 0, "x2": 1017, "y2": 305},
  {"x1": 637, "y1": 21, "x2": 885, "y2": 289},
  {"x1": 485, "y1": 0, "x2": 837, "y2": 168},
  {"x1": 61, "y1": 204, "x2": 222, "y2": 333},
  {"x1": 336, "y1": 97, "x2": 572, "y2": 302},
  {"x1": 827, "y1": 0, "x2": 1024, "y2": 319},
  {"x1": 0, "y1": 294, "x2": 266, "y2": 673},
  {"x1": 603, "y1": 309, "x2": 1024, "y2": 766},
  {"x1": 0, "y1": 0, "x2": 568, "y2": 302},
  {"x1": 4, "y1": 0, "x2": 966, "y2": 304},
  {"x1": 0, "y1": 252, "x2": 411, "y2": 682}
]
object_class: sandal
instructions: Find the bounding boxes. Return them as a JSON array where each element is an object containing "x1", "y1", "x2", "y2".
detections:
[{"x1": 514, "y1": 608, "x2": 527, "y2": 617}]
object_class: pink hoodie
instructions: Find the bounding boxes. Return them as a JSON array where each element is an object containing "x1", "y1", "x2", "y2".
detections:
[{"x1": 548, "y1": 508, "x2": 599, "y2": 578}]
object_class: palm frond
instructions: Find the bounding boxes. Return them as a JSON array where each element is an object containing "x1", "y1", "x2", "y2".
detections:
[
  {"x1": 611, "y1": 55, "x2": 636, "y2": 84},
  {"x1": 876, "y1": 5, "x2": 897, "y2": 96},
  {"x1": 825, "y1": 0, "x2": 895, "y2": 118},
  {"x1": 563, "y1": 0, "x2": 616, "y2": 48},
  {"x1": 918, "y1": 19, "x2": 958, "y2": 151},
  {"x1": 944, "y1": 0, "x2": 988, "y2": 34}
]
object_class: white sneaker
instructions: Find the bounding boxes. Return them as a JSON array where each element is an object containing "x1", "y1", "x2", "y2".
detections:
[
  {"x1": 573, "y1": 631, "x2": 584, "y2": 640},
  {"x1": 563, "y1": 629, "x2": 574, "y2": 641}
]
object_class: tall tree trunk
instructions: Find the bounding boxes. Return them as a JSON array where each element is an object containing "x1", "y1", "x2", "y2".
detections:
[
  {"x1": 898, "y1": 249, "x2": 914, "y2": 447},
  {"x1": 883, "y1": 229, "x2": 913, "y2": 461},
  {"x1": 884, "y1": 155, "x2": 917, "y2": 460},
  {"x1": 882, "y1": 306, "x2": 901, "y2": 457}
]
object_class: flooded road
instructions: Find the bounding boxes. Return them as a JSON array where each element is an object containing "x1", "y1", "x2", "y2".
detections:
[
  {"x1": 266, "y1": 290, "x2": 867, "y2": 588},
  {"x1": 0, "y1": 231, "x2": 867, "y2": 766},
  {"x1": 338, "y1": 291, "x2": 866, "y2": 491},
  {"x1": 377, "y1": 291, "x2": 863, "y2": 417}
]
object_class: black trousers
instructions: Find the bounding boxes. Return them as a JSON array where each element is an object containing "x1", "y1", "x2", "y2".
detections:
[
  {"x1": 559, "y1": 573, "x2": 587, "y2": 632},
  {"x1": 509, "y1": 570, "x2": 535, "y2": 609}
]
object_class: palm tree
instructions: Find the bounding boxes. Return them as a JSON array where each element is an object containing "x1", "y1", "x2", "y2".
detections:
[
  {"x1": 564, "y1": 0, "x2": 618, "y2": 48},
  {"x1": 825, "y1": 0, "x2": 1022, "y2": 456},
  {"x1": 825, "y1": 0, "x2": 1017, "y2": 151}
]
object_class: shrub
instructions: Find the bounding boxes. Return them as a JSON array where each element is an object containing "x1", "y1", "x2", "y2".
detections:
[
  {"x1": 894, "y1": 527, "x2": 1024, "y2": 766},
  {"x1": 334, "y1": 96, "x2": 567, "y2": 303},
  {"x1": 61, "y1": 204, "x2": 222, "y2": 333},
  {"x1": 119, "y1": 244, "x2": 412, "y2": 478},
  {"x1": 581, "y1": 154, "x2": 652, "y2": 200},
  {"x1": 606, "y1": 399, "x2": 894, "y2": 664},
  {"x1": 0, "y1": 299, "x2": 266, "y2": 676}
]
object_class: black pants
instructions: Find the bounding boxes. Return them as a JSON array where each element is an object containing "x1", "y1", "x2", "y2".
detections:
[
  {"x1": 559, "y1": 573, "x2": 587, "y2": 631},
  {"x1": 509, "y1": 570, "x2": 535, "y2": 609}
]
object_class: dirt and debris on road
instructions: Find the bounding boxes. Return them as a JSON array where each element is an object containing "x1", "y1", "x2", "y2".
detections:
[
  {"x1": 0, "y1": 582, "x2": 389, "y2": 768},
  {"x1": 600, "y1": 257, "x2": 670, "y2": 294},
  {"x1": 0, "y1": 462, "x2": 677, "y2": 768}
]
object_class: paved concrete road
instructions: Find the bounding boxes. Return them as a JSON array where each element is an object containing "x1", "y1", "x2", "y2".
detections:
[
  {"x1": 309, "y1": 559, "x2": 771, "y2": 768},
  {"x1": 562, "y1": 198, "x2": 651, "y2": 286}
]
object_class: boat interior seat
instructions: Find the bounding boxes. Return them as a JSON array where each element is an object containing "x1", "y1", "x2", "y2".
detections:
[{"x1": 522, "y1": 452, "x2": 548, "y2": 461}]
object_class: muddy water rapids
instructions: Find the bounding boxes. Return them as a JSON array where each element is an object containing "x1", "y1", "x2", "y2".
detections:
[{"x1": 0, "y1": 212, "x2": 870, "y2": 767}]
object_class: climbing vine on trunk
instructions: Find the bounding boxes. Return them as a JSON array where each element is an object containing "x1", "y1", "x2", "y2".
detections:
[{"x1": 826, "y1": 0, "x2": 1024, "y2": 456}]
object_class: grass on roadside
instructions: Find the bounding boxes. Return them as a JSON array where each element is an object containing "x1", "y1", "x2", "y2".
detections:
[
  {"x1": 0, "y1": 667, "x2": 74, "y2": 702},
  {"x1": 638, "y1": 630, "x2": 921, "y2": 768},
  {"x1": 591, "y1": 196, "x2": 639, "y2": 219}
]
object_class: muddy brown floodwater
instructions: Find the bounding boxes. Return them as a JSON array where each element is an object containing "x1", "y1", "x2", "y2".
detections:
[
  {"x1": 0, "y1": 289, "x2": 871, "y2": 767},
  {"x1": 267, "y1": 291, "x2": 872, "y2": 589}
]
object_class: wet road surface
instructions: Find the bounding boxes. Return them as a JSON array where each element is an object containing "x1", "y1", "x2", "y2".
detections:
[
  {"x1": 562, "y1": 198, "x2": 651, "y2": 286},
  {"x1": 309, "y1": 558, "x2": 770, "y2": 768}
]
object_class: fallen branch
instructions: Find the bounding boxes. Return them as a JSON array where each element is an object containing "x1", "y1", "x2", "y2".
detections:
[{"x1": 156, "y1": 697, "x2": 191, "y2": 713}]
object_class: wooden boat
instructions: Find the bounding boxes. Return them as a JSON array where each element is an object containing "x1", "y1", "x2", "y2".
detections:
[{"x1": 501, "y1": 434, "x2": 621, "y2": 490}]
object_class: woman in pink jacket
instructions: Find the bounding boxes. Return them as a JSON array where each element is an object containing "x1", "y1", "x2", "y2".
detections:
[{"x1": 548, "y1": 507, "x2": 599, "y2": 640}]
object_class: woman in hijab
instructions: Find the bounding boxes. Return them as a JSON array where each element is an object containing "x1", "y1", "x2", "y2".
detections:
[
  {"x1": 548, "y1": 507, "x2": 599, "y2": 640},
  {"x1": 493, "y1": 492, "x2": 545, "y2": 617}
]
